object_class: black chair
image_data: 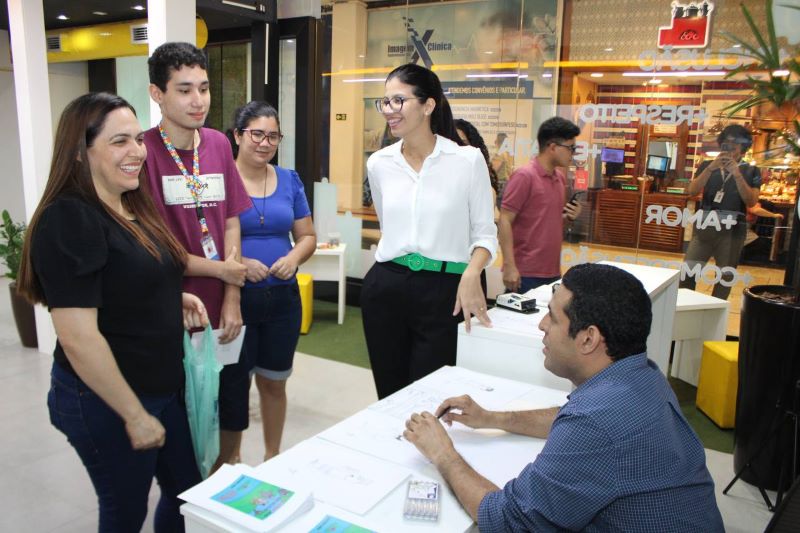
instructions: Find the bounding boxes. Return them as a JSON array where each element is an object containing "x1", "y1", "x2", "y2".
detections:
[{"x1": 763, "y1": 474, "x2": 800, "y2": 532}]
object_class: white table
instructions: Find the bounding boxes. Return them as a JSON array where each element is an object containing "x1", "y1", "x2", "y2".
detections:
[
  {"x1": 181, "y1": 366, "x2": 569, "y2": 532},
  {"x1": 457, "y1": 261, "x2": 679, "y2": 388},
  {"x1": 299, "y1": 244, "x2": 346, "y2": 325},
  {"x1": 670, "y1": 288, "x2": 729, "y2": 386}
]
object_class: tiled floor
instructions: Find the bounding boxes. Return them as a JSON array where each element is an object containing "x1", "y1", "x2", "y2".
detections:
[{"x1": 0, "y1": 279, "x2": 777, "y2": 532}]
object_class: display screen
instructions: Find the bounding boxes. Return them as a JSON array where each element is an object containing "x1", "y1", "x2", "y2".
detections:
[
  {"x1": 601, "y1": 147, "x2": 625, "y2": 163},
  {"x1": 647, "y1": 155, "x2": 670, "y2": 172}
]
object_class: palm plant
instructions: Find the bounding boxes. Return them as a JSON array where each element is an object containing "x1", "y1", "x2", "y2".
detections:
[
  {"x1": 0, "y1": 210, "x2": 25, "y2": 282},
  {"x1": 718, "y1": 0, "x2": 799, "y2": 154}
]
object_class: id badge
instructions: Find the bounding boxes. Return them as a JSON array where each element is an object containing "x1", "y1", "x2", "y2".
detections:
[
  {"x1": 201, "y1": 234, "x2": 220, "y2": 260},
  {"x1": 713, "y1": 190, "x2": 725, "y2": 204}
]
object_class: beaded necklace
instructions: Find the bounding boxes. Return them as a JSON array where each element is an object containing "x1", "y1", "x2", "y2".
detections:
[{"x1": 158, "y1": 123, "x2": 210, "y2": 236}]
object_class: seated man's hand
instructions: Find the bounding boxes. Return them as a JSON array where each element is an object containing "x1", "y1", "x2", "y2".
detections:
[
  {"x1": 437, "y1": 395, "x2": 493, "y2": 429},
  {"x1": 404, "y1": 412, "x2": 458, "y2": 467}
]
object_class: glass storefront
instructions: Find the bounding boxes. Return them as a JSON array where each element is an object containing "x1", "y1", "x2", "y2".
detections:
[{"x1": 312, "y1": 0, "x2": 799, "y2": 336}]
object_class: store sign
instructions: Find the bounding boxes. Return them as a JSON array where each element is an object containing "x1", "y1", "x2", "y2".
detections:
[
  {"x1": 657, "y1": 1, "x2": 714, "y2": 49},
  {"x1": 577, "y1": 103, "x2": 706, "y2": 126},
  {"x1": 385, "y1": 16, "x2": 453, "y2": 68},
  {"x1": 442, "y1": 80, "x2": 534, "y2": 100}
]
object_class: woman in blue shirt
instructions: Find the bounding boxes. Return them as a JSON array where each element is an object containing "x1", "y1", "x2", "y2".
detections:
[{"x1": 230, "y1": 101, "x2": 316, "y2": 459}]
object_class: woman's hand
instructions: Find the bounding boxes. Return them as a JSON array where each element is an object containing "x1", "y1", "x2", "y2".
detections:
[
  {"x1": 242, "y1": 257, "x2": 269, "y2": 283},
  {"x1": 182, "y1": 292, "x2": 209, "y2": 330},
  {"x1": 454, "y1": 271, "x2": 491, "y2": 333},
  {"x1": 124, "y1": 411, "x2": 166, "y2": 450},
  {"x1": 270, "y1": 255, "x2": 299, "y2": 280}
]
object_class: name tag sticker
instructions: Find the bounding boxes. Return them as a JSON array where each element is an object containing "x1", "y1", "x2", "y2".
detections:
[
  {"x1": 162, "y1": 173, "x2": 226, "y2": 205},
  {"x1": 713, "y1": 190, "x2": 725, "y2": 204}
]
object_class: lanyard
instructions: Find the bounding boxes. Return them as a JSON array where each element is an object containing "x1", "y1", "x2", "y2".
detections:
[{"x1": 158, "y1": 123, "x2": 210, "y2": 236}]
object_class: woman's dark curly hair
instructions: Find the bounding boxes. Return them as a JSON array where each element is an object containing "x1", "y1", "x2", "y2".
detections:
[{"x1": 455, "y1": 119, "x2": 499, "y2": 193}]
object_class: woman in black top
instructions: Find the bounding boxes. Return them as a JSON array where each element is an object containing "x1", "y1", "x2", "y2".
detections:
[{"x1": 17, "y1": 93, "x2": 207, "y2": 532}]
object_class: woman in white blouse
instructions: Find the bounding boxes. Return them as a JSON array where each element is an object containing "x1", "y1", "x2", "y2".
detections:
[{"x1": 362, "y1": 63, "x2": 498, "y2": 399}]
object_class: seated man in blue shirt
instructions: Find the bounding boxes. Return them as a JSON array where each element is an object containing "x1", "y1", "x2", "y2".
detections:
[{"x1": 404, "y1": 263, "x2": 724, "y2": 532}]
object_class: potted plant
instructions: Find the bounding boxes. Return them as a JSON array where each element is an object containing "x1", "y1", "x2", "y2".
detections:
[
  {"x1": 0, "y1": 210, "x2": 37, "y2": 348},
  {"x1": 717, "y1": 0, "x2": 800, "y2": 501}
]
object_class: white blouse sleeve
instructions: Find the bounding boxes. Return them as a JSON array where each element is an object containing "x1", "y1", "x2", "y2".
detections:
[{"x1": 466, "y1": 150, "x2": 499, "y2": 265}]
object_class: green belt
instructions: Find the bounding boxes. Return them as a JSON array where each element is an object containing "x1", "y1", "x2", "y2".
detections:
[{"x1": 391, "y1": 253, "x2": 468, "y2": 275}]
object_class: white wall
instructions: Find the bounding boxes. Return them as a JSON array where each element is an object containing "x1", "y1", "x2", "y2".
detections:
[
  {"x1": 0, "y1": 29, "x2": 87, "y2": 277},
  {"x1": 116, "y1": 55, "x2": 151, "y2": 129}
]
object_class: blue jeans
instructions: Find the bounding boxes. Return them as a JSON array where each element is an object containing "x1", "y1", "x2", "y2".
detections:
[
  {"x1": 519, "y1": 275, "x2": 560, "y2": 293},
  {"x1": 241, "y1": 282, "x2": 302, "y2": 380},
  {"x1": 48, "y1": 362, "x2": 201, "y2": 533}
]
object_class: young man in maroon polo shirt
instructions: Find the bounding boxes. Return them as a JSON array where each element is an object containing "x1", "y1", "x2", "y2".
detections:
[
  {"x1": 499, "y1": 117, "x2": 582, "y2": 293},
  {"x1": 144, "y1": 42, "x2": 251, "y2": 472}
]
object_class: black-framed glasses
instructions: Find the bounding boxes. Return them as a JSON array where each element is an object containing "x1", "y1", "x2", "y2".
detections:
[
  {"x1": 553, "y1": 142, "x2": 578, "y2": 154},
  {"x1": 241, "y1": 129, "x2": 284, "y2": 146},
  {"x1": 374, "y1": 96, "x2": 421, "y2": 113}
]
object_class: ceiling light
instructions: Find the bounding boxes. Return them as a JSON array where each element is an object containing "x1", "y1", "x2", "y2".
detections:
[
  {"x1": 773, "y1": 69, "x2": 790, "y2": 77},
  {"x1": 342, "y1": 78, "x2": 385, "y2": 83},
  {"x1": 92, "y1": 11, "x2": 107, "y2": 16},
  {"x1": 732, "y1": 44, "x2": 741, "y2": 48},
  {"x1": 604, "y1": 47, "x2": 614, "y2": 52},
  {"x1": 57, "y1": 14, "x2": 68, "y2": 20},
  {"x1": 542, "y1": 72, "x2": 553, "y2": 78},
  {"x1": 622, "y1": 71, "x2": 725, "y2": 77},
  {"x1": 99, "y1": 32, "x2": 112, "y2": 37},
  {"x1": 648, "y1": 79, "x2": 662, "y2": 84},
  {"x1": 590, "y1": 73, "x2": 603, "y2": 78},
  {"x1": 706, "y1": 151, "x2": 721, "y2": 157},
  {"x1": 132, "y1": 5, "x2": 146, "y2": 11},
  {"x1": 466, "y1": 73, "x2": 525, "y2": 78}
]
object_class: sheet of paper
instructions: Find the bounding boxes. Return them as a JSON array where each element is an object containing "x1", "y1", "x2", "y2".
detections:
[
  {"x1": 253, "y1": 438, "x2": 411, "y2": 515},
  {"x1": 412, "y1": 366, "x2": 536, "y2": 410},
  {"x1": 524, "y1": 283, "x2": 557, "y2": 306},
  {"x1": 191, "y1": 326, "x2": 246, "y2": 366},
  {"x1": 280, "y1": 502, "x2": 382, "y2": 532},
  {"x1": 318, "y1": 409, "x2": 429, "y2": 472},
  {"x1": 448, "y1": 426, "x2": 547, "y2": 488}
]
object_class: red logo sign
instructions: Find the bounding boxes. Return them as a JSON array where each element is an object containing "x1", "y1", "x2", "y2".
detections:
[{"x1": 658, "y1": 1, "x2": 714, "y2": 49}]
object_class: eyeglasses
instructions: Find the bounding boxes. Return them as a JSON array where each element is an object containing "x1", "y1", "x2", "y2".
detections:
[
  {"x1": 553, "y1": 142, "x2": 577, "y2": 154},
  {"x1": 374, "y1": 96, "x2": 422, "y2": 113},
  {"x1": 551, "y1": 282, "x2": 561, "y2": 294},
  {"x1": 241, "y1": 129, "x2": 284, "y2": 146}
]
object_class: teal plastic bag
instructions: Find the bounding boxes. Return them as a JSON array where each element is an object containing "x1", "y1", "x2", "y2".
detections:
[{"x1": 183, "y1": 326, "x2": 222, "y2": 479}]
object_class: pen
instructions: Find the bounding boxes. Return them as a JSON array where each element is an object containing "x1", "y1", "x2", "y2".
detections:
[{"x1": 437, "y1": 406, "x2": 453, "y2": 420}]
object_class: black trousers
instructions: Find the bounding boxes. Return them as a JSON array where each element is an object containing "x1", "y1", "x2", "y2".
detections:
[{"x1": 361, "y1": 261, "x2": 463, "y2": 399}]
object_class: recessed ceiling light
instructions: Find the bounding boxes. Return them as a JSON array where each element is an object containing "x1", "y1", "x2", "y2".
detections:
[
  {"x1": 773, "y1": 69, "x2": 790, "y2": 77},
  {"x1": 604, "y1": 47, "x2": 614, "y2": 52},
  {"x1": 57, "y1": 14, "x2": 68, "y2": 20},
  {"x1": 648, "y1": 79, "x2": 662, "y2": 84},
  {"x1": 132, "y1": 5, "x2": 146, "y2": 11},
  {"x1": 484, "y1": 51, "x2": 494, "y2": 55},
  {"x1": 590, "y1": 73, "x2": 604, "y2": 78},
  {"x1": 542, "y1": 72, "x2": 553, "y2": 78},
  {"x1": 93, "y1": 11, "x2": 107, "y2": 16},
  {"x1": 732, "y1": 44, "x2": 742, "y2": 48}
]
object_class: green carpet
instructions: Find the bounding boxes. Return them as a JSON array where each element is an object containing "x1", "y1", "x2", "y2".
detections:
[{"x1": 299, "y1": 299, "x2": 734, "y2": 453}]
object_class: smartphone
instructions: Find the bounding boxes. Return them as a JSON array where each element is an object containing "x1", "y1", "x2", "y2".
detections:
[{"x1": 568, "y1": 190, "x2": 586, "y2": 204}]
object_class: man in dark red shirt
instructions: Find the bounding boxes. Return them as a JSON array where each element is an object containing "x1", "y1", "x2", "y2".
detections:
[{"x1": 498, "y1": 117, "x2": 581, "y2": 293}]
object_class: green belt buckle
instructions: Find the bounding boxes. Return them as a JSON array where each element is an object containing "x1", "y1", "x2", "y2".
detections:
[{"x1": 407, "y1": 252, "x2": 425, "y2": 271}]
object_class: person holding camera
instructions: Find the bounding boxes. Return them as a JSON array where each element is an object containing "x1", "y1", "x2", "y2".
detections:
[{"x1": 680, "y1": 124, "x2": 761, "y2": 299}]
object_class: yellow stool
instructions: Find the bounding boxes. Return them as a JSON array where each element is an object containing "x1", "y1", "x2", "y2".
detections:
[
  {"x1": 296, "y1": 273, "x2": 313, "y2": 334},
  {"x1": 696, "y1": 341, "x2": 739, "y2": 428}
]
